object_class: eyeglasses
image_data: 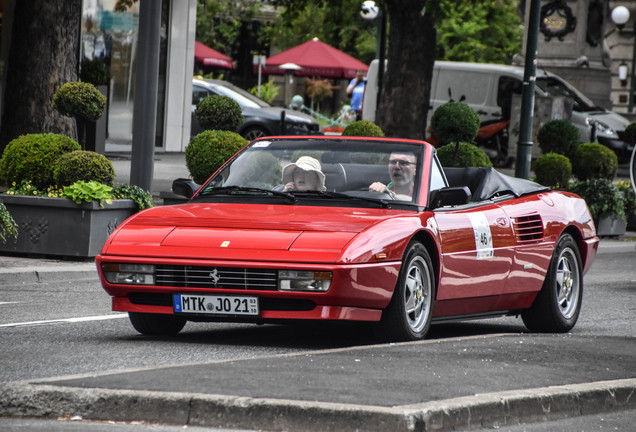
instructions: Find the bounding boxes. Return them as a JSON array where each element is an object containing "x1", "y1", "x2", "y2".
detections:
[{"x1": 389, "y1": 159, "x2": 416, "y2": 167}]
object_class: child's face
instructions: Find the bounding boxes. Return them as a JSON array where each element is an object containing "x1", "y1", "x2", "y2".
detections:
[{"x1": 293, "y1": 169, "x2": 318, "y2": 191}]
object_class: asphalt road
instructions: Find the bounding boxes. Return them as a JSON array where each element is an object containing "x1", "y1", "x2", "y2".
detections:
[{"x1": 0, "y1": 238, "x2": 635, "y2": 430}]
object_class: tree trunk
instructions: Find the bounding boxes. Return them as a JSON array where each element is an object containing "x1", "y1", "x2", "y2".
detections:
[
  {"x1": 0, "y1": 0, "x2": 81, "y2": 152},
  {"x1": 377, "y1": 0, "x2": 436, "y2": 141}
]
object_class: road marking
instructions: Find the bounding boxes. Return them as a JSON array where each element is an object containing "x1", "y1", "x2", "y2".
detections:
[
  {"x1": 0, "y1": 301, "x2": 21, "y2": 305},
  {"x1": 0, "y1": 314, "x2": 128, "y2": 328}
]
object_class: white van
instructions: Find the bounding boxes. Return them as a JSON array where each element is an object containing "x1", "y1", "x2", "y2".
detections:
[{"x1": 362, "y1": 60, "x2": 633, "y2": 163}]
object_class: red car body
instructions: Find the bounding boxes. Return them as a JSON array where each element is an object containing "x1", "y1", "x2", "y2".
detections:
[{"x1": 97, "y1": 136, "x2": 598, "y2": 340}]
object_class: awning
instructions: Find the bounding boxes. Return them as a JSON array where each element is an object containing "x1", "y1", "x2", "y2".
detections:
[{"x1": 194, "y1": 41, "x2": 234, "y2": 70}]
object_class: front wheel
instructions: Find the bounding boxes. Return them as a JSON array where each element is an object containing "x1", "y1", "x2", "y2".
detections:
[
  {"x1": 242, "y1": 126, "x2": 268, "y2": 141},
  {"x1": 522, "y1": 234, "x2": 583, "y2": 333},
  {"x1": 379, "y1": 242, "x2": 436, "y2": 341},
  {"x1": 129, "y1": 312, "x2": 186, "y2": 336}
]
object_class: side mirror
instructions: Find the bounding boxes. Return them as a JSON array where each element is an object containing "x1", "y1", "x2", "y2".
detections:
[
  {"x1": 172, "y1": 178, "x2": 200, "y2": 199},
  {"x1": 429, "y1": 186, "x2": 471, "y2": 210}
]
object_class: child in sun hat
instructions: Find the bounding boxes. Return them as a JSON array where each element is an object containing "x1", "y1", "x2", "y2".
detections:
[{"x1": 282, "y1": 156, "x2": 326, "y2": 191}]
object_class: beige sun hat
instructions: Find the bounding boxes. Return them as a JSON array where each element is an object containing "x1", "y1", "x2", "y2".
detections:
[{"x1": 282, "y1": 156, "x2": 326, "y2": 191}]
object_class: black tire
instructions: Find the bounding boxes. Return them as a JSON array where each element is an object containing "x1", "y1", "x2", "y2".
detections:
[
  {"x1": 379, "y1": 242, "x2": 435, "y2": 341},
  {"x1": 129, "y1": 312, "x2": 186, "y2": 336},
  {"x1": 242, "y1": 126, "x2": 268, "y2": 141},
  {"x1": 522, "y1": 234, "x2": 583, "y2": 333}
]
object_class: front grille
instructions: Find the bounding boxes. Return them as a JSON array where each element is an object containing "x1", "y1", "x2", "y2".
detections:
[
  {"x1": 513, "y1": 214, "x2": 544, "y2": 243},
  {"x1": 155, "y1": 265, "x2": 278, "y2": 290}
]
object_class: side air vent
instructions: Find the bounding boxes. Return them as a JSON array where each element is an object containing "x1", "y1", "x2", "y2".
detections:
[{"x1": 513, "y1": 214, "x2": 544, "y2": 243}]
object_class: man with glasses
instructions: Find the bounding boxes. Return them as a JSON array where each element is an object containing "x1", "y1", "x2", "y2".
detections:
[{"x1": 369, "y1": 152, "x2": 417, "y2": 200}]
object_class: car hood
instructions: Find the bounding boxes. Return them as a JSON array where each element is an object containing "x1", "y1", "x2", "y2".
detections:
[
  {"x1": 101, "y1": 203, "x2": 414, "y2": 263},
  {"x1": 244, "y1": 106, "x2": 318, "y2": 125}
]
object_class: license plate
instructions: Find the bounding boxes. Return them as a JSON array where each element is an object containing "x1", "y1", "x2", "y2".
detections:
[{"x1": 173, "y1": 294, "x2": 259, "y2": 316}]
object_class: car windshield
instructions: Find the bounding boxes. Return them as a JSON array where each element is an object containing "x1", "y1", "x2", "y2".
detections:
[
  {"x1": 535, "y1": 76, "x2": 600, "y2": 112},
  {"x1": 210, "y1": 83, "x2": 269, "y2": 109},
  {"x1": 197, "y1": 138, "x2": 424, "y2": 205}
]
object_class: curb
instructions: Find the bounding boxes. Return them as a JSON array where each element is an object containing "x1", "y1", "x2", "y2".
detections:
[
  {"x1": 0, "y1": 264, "x2": 97, "y2": 285},
  {"x1": 1, "y1": 378, "x2": 635, "y2": 431}
]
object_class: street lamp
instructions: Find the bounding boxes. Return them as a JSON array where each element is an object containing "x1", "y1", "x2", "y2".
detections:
[
  {"x1": 360, "y1": 1, "x2": 386, "y2": 112},
  {"x1": 611, "y1": 5, "x2": 636, "y2": 112}
]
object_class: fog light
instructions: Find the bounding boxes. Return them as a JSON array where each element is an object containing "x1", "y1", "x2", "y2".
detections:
[
  {"x1": 278, "y1": 270, "x2": 332, "y2": 292},
  {"x1": 102, "y1": 263, "x2": 155, "y2": 285}
]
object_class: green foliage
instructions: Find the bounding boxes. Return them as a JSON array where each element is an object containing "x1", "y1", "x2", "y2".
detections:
[
  {"x1": 437, "y1": 142, "x2": 493, "y2": 168},
  {"x1": 53, "y1": 150, "x2": 115, "y2": 186},
  {"x1": 53, "y1": 81, "x2": 107, "y2": 121},
  {"x1": 615, "y1": 180, "x2": 636, "y2": 222},
  {"x1": 431, "y1": 102, "x2": 480, "y2": 146},
  {"x1": 62, "y1": 180, "x2": 113, "y2": 207},
  {"x1": 342, "y1": 120, "x2": 384, "y2": 137},
  {"x1": 112, "y1": 184, "x2": 155, "y2": 211},
  {"x1": 0, "y1": 201, "x2": 18, "y2": 244},
  {"x1": 248, "y1": 80, "x2": 279, "y2": 104},
  {"x1": 534, "y1": 153, "x2": 572, "y2": 189},
  {"x1": 536, "y1": 120, "x2": 580, "y2": 157},
  {"x1": 0, "y1": 133, "x2": 81, "y2": 189},
  {"x1": 80, "y1": 57, "x2": 110, "y2": 86},
  {"x1": 621, "y1": 122, "x2": 636, "y2": 144},
  {"x1": 571, "y1": 142, "x2": 618, "y2": 181},
  {"x1": 437, "y1": 0, "x2": 523, "y2": 64},
  {"x1": 569, "y1": 179, "x2": 625, "y2": 222},
  {"x1": 186, "y1": 130, "x2": 249, "y2": 184},
  {"x1": 196, "y1": 0, "x2": 261, "y2": 62},
  {"x1": 195, "y1": 95, "x2": 243, "y2": 132},
  {"x1": 268, "y1": 0, "x2": 377, "y2": 64}
]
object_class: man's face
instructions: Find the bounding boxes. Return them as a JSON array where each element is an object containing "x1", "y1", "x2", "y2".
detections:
[{"x1": 388, "y1": 153, "x2": 416, "y2": 188}]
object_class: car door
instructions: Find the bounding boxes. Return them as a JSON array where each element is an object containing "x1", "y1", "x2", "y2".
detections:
[{"x1": 433, "y1": 203, "x2": 514, "y2": 302}]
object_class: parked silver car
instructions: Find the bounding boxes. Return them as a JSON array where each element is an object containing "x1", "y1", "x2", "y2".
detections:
[{"x1": 191, "y1": 78, "x2": 323, "y2": 140}]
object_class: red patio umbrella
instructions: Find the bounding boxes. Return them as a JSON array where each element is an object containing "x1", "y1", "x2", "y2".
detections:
[
  {"x1": 194, "y1": 41, "x2": 234, "y2": 70},
  {"x1": 262, "y1": 38, "x2": 368, "y2": 79}
]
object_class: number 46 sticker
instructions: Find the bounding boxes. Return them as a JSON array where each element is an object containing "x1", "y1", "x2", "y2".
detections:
[{"x1": 468, "y1": 213, "x2": 493, "y2": 259}]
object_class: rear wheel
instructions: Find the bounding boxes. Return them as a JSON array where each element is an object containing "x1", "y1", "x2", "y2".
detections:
[
  {"x1": 522, "y1": 234, "x2": 582, "y2": 333},
  {"x1": 380, "y1": 242, "x2": 435, "y2": 341},
  {"x1": 129, "y1": 312, "x2": 186, "y2": 336}
]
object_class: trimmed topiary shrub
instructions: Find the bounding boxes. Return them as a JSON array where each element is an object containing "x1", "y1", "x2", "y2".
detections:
[
  {"x1": 342, "y1": 120, "x2": 384, "y2": 137},
  {"x1": 53, "y1": 81, "x2": 107, "y2": 121},
  {"x1": 621, "y1": 122, "x2": 636, "y2": 145},
  {"x1": 569, "y1": 178, "x2": 625, "y2": 223},
  {"x1": 0, "y1": 133, "x2": 81, "y2": 188},
  {"x1": 536, "y1": 119, "x2": 579, "y2": 157},
  {"x1": 430, "y1": 102, "x2": 480, "y2": 146},
  {"x1": 534, "y1": 152, "x2": 572, "y2": 189},
  {"x1": 571, "y1": 142, "x2": 618, "y2": 181},
  {"x1": 186, "y1": 130, "x2": 249, "y2": 184},
  {"x1": 80, "y1": 57, "x2": 110, "y2": 86},
  {"x1": 437, "y1": 142, "x2": 493, "y2": 168},
  {"x1": 195, "y1": 95, "x2": 243, "y2": 132},
  {"x1": 53, "y1": 150, "x2": 115, "y2": 186}
]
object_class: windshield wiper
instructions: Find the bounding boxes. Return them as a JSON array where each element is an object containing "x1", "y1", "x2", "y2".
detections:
[{"x1": 199, "y1": 186, "x2": 297, "y2": 202}]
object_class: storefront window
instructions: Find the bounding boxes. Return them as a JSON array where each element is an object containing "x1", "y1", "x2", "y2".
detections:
[{"x1": 81, "y1": 0, "x2": 168, "y2": 150}]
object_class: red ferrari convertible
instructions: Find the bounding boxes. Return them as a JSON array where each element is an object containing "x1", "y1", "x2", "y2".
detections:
[{"x1": 96, "y1": 136, "x2": 598, "y2": 341}]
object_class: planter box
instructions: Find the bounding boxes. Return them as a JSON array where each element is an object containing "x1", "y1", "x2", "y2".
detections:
[
  {"x1": 596, "y1": 216, "x2": 627, "y2": 237},
  {"x1": 0, "y1": 195, "x2": 136, "y2": 258}
]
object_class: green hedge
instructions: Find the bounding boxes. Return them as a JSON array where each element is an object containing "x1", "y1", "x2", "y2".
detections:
[{"x1": 186, "y1": 130, "x2": 248, "y2": 184}]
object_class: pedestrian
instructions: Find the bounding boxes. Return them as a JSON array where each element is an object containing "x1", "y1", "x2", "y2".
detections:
[{"x1": 347, "y1": 69, "x2": 366, "y2": 121}]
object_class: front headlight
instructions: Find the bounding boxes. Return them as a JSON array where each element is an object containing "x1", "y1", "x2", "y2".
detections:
[
  {"x1": 278, "y1": 270, "x2": 332, "y2": 292},
  {"x1": 586, "y1": 118, "x2": 618, "y2": 138},
  {"x1": 102, "y1": 263, "x2": 155, "y2": 285}
]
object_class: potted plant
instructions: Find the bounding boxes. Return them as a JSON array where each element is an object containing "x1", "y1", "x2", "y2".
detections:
[
  {"x1": 0, "y1": 133, "x2": 152, "y2": 257},
  {"x1": 568, "y1": 142, "x2": 625, "y2": 236},
  {"x1": 0, "y1": 200, "x2": 18, "y2": 244},
  {"x1": 615, "y1": 180, "x2": 636, "y2": 230},
  {"x1": 53, "y1": 81, "x2": 107, "y2": 153}
]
